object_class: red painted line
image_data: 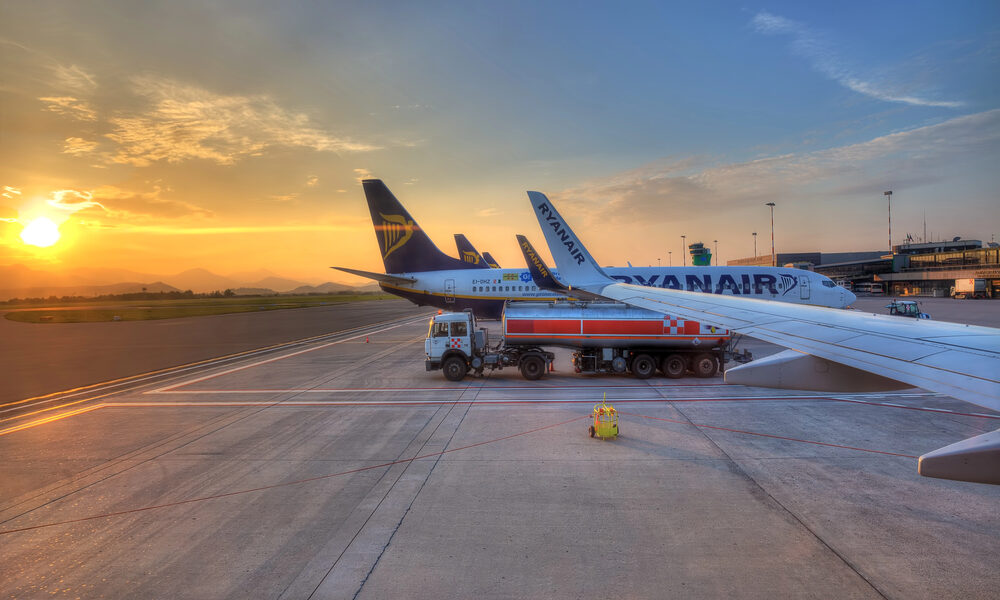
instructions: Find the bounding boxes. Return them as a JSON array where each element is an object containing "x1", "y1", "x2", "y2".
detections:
[
  {"x1": 621, "y1": 411, "x2": 918, "y2": 458},
  {"x1": 827, "y1": 397, "x2": 1000, "y2": 420},
  {"x1": 157, "y1": 382, "x2": 730, "y2": 393},
  {"x1": 0, "y1": 414, "x2": 588, "y2": 536}
]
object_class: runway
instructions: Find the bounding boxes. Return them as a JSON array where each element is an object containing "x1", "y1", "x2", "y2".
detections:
[{"x1": 2, "y1": 300, "x2": 999, "y2": 599}]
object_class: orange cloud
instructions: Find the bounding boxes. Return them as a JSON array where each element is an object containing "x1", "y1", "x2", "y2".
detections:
[{"x1": 104, "y1": 76, "x2": 379, "y2": 166}]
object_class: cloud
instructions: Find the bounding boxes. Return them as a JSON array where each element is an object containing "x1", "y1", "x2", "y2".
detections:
[
  {"x1": 558, "y1": 109, "x2": 1000, "y2": 224},
  {"x1": 104, "y1": 76, "x2": 379, "y2": 166},
  {"x1": 476, "y1": 208, "x2": 501, "y2": 217},
  {"x1": 751, "y1": 12, "x2": 964, "y2": 108},
  {"x1": 88, "y1": 224, "x2": 354, "y2": 235},
  {"x1": 51, "y1": 64, "x2": 96, "y2": 94},
  {"x1": 62, "y1": 137, "x2": 99, "y2": 156},
  {"x1": 88, "y1": 185, "x2": 214, "y2": 220},
  {"x1": 39, "y1": 96, "x2": 98, "y2": 121},
  {"x1": 353, "y1": 167, "x2": 373, "y2": 182},
  {"x1": 306, "y1": 175, "x2": 319, "y2": 187},
  {"x1": 47, "y1": 189, "x2": 108, "y2": 213},
  {"x1": 2, "y1": 186, "x2": 22, "y2": 200}
]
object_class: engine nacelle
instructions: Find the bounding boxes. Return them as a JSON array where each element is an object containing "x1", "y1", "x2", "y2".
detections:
[{"x1": 724, "y1": 349, "x2": 910, "y2": 392}]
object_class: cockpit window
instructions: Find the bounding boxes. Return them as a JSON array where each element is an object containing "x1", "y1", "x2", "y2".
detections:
[{"x1": 822, "y1": 281, "x2": 836, "y2": 288}]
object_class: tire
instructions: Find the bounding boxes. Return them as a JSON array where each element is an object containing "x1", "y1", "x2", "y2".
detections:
[
  {"x1": 519, "y1": 355, "x2": 545, "y2": 380},
  {"x1": 589, "y1": 425, "x2": 595, "y2": 438},
  {"x1": 692, "y1": 353, "x2": 717, "y2": 378},
  {"x1": 661, "y1": 354, "x2": 686, "y2": 379},
  {"x1": 631, "y1": 354, "x2": 656, "y2": 379},
  {"x1": 442, "y1": 356, "x2": 468, "y2": 381}
]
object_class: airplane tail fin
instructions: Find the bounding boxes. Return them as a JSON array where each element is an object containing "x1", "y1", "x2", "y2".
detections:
[
  {"x1": 527, "y1": 191, "x2": 612, "y2": 290},
  {"x1": 363, "y1": 179, "x2": 479, "y2": 273},
  {"x1": 453, "y1": 234, "x2": 489, "y2": 268},
  {"x1": 517, "y1": 234, "x2": 604, "y2": 300},
  {"x1": 481, "y1": 252, "x2": 501, "y2": 268}
]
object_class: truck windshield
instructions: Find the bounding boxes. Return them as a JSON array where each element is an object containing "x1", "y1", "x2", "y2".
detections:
[
  {"x1": 451, "y1": 321, "x2": 468, "y2": 336},
  {"x1": 431, "y1": 322, "x2": 450, "y2": 337}
]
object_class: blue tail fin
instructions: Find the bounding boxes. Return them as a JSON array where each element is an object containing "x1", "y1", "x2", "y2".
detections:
[
  {"x1": 481, "y1": 251, "x2": 501, "y2": 268},
  {"x1": 453, "y1": 234, "x2": 490, "y2": 268},
  {"x1": 363, "y1": 180, "x2": 480, "y2": 273}
]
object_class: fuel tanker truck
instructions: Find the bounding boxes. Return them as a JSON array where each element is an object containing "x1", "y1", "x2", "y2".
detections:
[{"x1": 424, "y1": 301, "x2": 737, "y2": 381}]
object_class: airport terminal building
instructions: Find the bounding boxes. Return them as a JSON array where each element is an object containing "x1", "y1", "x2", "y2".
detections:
[{"x1": 728, "y1": 239, "x2": 1000, "y2": 298}]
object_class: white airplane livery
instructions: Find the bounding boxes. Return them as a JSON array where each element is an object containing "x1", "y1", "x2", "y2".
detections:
[
  {"x1": 333, "y1": 180, "x2": 856, "y2": 319},
  {"x1": 526, "y1": 189, "x2": 1000, "y2": 485}
]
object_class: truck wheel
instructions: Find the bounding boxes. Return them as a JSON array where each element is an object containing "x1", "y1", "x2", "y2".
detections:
[
  {"x1": 520, "y1": 355, "x2": 545, "y2": 380},
  {"x1": 631, "y1": 354, "x2": 656, "y2": 379},
  {"x1": 662, "y1": 354, "x2": 686, "y2": 379},
  {"x1": 692, "y1": 353, "x2": 716, "y2": 378},
  {"x1": 442, "y1": 356, "x2": 468, "y2": 381}
]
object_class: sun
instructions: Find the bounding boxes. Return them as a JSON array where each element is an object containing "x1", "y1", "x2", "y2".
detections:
[{"x1": 20, "y1": 216, "x2": 62, "y2": 248}]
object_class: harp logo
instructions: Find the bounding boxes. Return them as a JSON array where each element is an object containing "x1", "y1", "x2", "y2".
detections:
[
  {"x1": 377, "y1": 213, "x2": 416, "y2": 259},
  {"x1": 461, "y1": 251, "x2": 481, "y2": 264},
  {"x1": 780, "y1": 274, "x2": 798, "y2": 296}
]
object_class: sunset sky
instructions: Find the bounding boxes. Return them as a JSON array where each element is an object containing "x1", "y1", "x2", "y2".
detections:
[{"x1": 1, "y1": 1, "x2": 998, "y2": 284}]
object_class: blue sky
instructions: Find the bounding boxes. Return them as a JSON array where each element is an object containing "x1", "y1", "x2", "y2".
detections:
[{"x1": 1, "y1": 1, "x2": 997, "y2": 278}]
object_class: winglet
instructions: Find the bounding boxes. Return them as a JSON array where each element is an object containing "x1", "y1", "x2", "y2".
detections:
[
  {"x1": 517, "y1": 234, "x2": 605, "y2": 300},
  {"x1": 527, "y1": 191, "x2": 612, "y2": 290},
  {"x1": 516, "y1": 234, "x2": 568, "y2": 293}
]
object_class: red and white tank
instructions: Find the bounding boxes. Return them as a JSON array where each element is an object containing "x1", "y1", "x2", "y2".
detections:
[{"x1": 501, "y1": 301, "x2": 730, "y2": 349}]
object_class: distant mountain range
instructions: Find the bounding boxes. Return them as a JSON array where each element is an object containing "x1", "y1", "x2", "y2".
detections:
[{"x1": 0, "y1": 264, "x2": 380, "y2": 301}]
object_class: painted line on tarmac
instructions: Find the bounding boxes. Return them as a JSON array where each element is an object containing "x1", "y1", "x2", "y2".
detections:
[
  {"x1": 0, "y1": 314, "x2": 430, "y2": 428},
  {"x1": 0, "y1": 313, "x2": 430, "y2": 414},
  {"x1": 7, "y1": 391, "x2": 994, "y2": 439},
  {"x1": 101, "y1": 395, "x2": 1000, "y2": 419},
  {"x1": 0, "y1": 405, "x2": 105, "y2": 436},
  {"x1": 146, "y1": 382, "x2": 729, "y2": 394},
  {"x1": 828, "y1": 396, "x2": 1000, "y2": 419},
  {"x1": 150, "y1": 318, "x2": 426, "y2": 394},
  {"x1": 621, "y1": 411, "x2": 919, "y2": 458},
  {"x1": 0, "y1": 414, "x2": 589, "y2": 536}
]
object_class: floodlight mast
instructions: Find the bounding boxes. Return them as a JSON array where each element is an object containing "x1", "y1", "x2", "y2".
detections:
[{"x1": 765, "y1": 202, "x2": 776, "y2": 267}]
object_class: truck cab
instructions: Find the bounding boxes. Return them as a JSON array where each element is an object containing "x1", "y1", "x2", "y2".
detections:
[
  {"x1": 425, "y1": 309, "x2": 552, "y2": 381},
  {"x1": 425, "y1": 311, "x2": 484, "y2": 376}
]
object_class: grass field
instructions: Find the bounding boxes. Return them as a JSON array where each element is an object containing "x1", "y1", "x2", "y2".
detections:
[{"x1": 3, "y1": 293, "x2": 394, "y2": 323}]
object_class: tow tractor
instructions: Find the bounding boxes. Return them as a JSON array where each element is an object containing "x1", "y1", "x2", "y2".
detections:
[{"x1": 886, "y1": 300, "x2": 930, "y2": 319}]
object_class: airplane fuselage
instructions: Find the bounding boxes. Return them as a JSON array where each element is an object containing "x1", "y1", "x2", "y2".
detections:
[{"x1": 379, "y1": 266, "x2": 855, "y2": 319}]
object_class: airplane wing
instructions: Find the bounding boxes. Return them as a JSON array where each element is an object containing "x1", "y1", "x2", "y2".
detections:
[
  {"x1": 330, "y1": 266, "x2": 417, "y2": 286},
  {"x1": 527, "y1": 190, "x2": 1000, "y2": 484}
]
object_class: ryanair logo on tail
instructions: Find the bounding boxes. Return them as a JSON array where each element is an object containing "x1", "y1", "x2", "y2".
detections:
[
  {"x1": 377, "y1": 213, "x2": 415, "y2": 259},
  {"x1": 520, "y1": 238, "x2": 550, "y2": 278},
  {"x1": 461, "y1": 251, "x2": 481, "y2": 264},
  {"x1": 536, "y1": 202, "x2": 586, "y2": 266}
]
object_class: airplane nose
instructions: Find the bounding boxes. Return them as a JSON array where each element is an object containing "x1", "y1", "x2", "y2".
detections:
[{"x1": 844, "y1": 290, "x2": 857, "y2": 307}]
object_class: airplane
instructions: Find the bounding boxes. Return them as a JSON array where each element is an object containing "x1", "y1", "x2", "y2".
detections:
[
  {"x1": 526, "y1": 190, "x2": 1000, "y2": 485},
  {"x1": 454, "y1": 234, "x2": 496, "y2": 267},
  {"x1": 332, "y1": 179, "x2": 856, "y2": 319}
]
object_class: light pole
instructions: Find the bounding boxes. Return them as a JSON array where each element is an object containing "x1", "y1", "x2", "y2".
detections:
[
  {"x1": 884, "y1": 190, "x2": 892, "y2": 255},
  {"x1": 681, "y1": 235, "x2": 686, "y2": 267},
  {"x1": 752, "y1": 232, "x2": 757, "y2": 258},
  {"x1": 658, "y1": 257, "x2": 661, "y2": 267},
  {"x1": 765, "y1": 202, "x2": 776, "y2": 267},
  {"x1": 713, "y1": 239, "x2": 718, "y2": 266},
  {"x1": 668, "y1": 251, "x2": 672, "y2": 266}
]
